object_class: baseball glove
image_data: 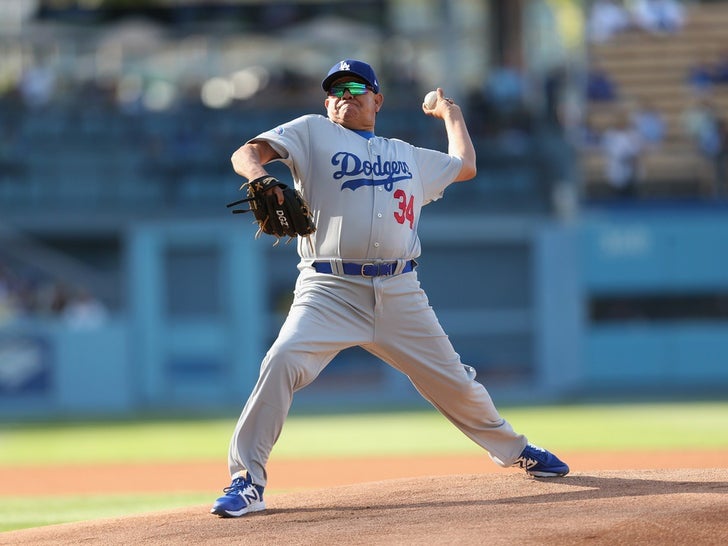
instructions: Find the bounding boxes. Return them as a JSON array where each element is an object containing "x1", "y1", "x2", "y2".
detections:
[{"x1": 226, "y1": 175, "x2": 316, "y2": 244}]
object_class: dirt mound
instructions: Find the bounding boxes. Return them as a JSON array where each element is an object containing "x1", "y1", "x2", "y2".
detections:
[{"x1": 3, "y1": 469, "x2": 727, "y2": 545}]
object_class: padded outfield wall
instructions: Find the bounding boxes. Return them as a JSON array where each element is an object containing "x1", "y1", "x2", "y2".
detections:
[{"x1": 1, "y1": 207, "x2": 727, "y2": 419}]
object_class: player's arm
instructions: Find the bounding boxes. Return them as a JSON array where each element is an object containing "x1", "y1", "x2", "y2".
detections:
[
  {"x1": 443, "y1": 106, "x2": 476, "y2": 182},
  {"x1": 231, "y1": 140, "x2": 285, "y2": 203},
  {"x1": 231, "y1": 140, "x2": 281, "y2": 181},
  {"x1": 422, "y1": 88, "x2": 477, "y2": 182}
]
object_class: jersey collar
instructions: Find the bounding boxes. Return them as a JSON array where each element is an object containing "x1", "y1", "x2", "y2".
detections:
[{"x1": 352, "y1": 129, "x2": 375, "y2": 140}]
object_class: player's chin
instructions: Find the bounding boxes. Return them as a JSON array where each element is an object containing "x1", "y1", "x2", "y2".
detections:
[
  {"x1": 335, "y1": 105, "x2": 355, "y2": 117},
  {"x1": 333, "y1": 110, "x2": 359, "y2": 126}
]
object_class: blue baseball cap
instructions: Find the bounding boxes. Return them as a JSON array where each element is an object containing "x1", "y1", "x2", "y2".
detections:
[{"x1": 322, "y1": 59, "x2": 380, "y2": 94}]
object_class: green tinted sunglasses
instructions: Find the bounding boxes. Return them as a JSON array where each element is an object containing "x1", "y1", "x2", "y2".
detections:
[{"x1": 328, "y1": 82, "x2": 372, "y2": 97}]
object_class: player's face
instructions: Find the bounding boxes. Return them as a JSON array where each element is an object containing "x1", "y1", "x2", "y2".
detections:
[{"x1": 325, "y1": 77, "x2": 383, "y2": 131}]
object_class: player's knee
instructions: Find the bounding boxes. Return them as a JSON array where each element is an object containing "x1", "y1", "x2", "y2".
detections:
[{"x1": 261, "y1": 346, "x2": 317, "y2": 389}]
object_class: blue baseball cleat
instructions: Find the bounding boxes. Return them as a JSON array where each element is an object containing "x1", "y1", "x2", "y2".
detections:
[
  {"x1": 514, "y1": 444, "x2": 570, "y2": 477},
  {"x1": 210, "y1": 475, "x2": 266, "y2": 517}
]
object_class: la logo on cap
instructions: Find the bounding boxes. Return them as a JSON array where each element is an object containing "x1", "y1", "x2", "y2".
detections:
[{"x1": 339, "y1": 61, "x2": 351, "y2": 71}]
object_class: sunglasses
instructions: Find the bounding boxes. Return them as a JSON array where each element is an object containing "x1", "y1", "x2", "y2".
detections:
[{"x1": 328, "y1": 82, "x2": 373, "y2": 97}]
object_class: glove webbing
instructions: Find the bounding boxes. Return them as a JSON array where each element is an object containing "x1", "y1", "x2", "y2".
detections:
[
  {"x1": 226, "y1": 175, "x2": 285, "y2": 235},
  {"x1": 226, "y1": 176, "x2": 315, "y2": 249},
  {"x1": 226, "y1": 175, "x2": 284, "y2": 214}
]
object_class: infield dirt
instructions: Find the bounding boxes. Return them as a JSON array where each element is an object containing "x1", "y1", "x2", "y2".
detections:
[{"x1": 1, "y1": 453, "x2": 727, "y2": 545}]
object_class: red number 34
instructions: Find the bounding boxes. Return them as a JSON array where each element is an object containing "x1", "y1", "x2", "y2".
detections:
[{"x1": 393, "y1": 189, "x2": 415, "y2": 229}]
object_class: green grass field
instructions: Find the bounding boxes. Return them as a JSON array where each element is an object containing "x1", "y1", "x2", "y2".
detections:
[{"x1": 1, "y1": 401, "x2": 727, "y2": 532}]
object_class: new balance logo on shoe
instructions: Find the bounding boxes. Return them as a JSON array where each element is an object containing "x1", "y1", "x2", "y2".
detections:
[
  {"x1": 514, "y1": 444, "x2": 570, "y2": 478},
  {"x1": 242, "y1": 486, "x2": 262, "y2": 504},
  {"x1": 211, "y1": 475, "x2": 266, "y2": 518}
]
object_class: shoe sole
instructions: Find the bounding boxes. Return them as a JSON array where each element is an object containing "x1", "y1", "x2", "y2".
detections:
[
  {"x1": 527, "y1": 470, "x2": 569, "y2": 478},
  {"x1": 210, "y1": 500, "x2": 266, "y2": 518}
]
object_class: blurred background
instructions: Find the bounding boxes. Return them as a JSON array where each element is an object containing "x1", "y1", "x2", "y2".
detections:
[{"x1": 1, "y1": 0, "x2": 727, "y2": 420}]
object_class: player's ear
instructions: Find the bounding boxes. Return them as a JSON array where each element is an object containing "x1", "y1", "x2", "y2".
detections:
[
  {"x1": 324, "y1": 96, "x2": 334, "y2": 113},
  {"x1": 374, "y1": 93, "x2": 383, "y2": 112}
]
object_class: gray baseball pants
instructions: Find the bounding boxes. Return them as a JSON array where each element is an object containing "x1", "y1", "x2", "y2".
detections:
[{"x1": 227, "y1": 267, "x2": 528, "y2": 486}]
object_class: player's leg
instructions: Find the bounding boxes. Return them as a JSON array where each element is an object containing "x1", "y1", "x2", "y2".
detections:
[
  {"x1": 367, "y1": 273, "x2": 568, "y2": 476},
  {"x1": 226, "y1": 327, "x2": 338, "y2": 488},
  {"x1": 213, "y1": 284, "x2": 371, "y2": 517},
  {"x1": 226, "y1": 270, "x2": 375, "y2": 486},
  {"x1": 212, "y1": 301, "x2": 343, "y2": 517},
  {"x1": 365, "y1": 324, "x2": 526, "y2": 465}
]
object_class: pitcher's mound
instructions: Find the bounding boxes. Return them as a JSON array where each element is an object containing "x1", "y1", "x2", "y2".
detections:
[{"x1": 3, "y1": 469, "x2": 727, "y2": 545}]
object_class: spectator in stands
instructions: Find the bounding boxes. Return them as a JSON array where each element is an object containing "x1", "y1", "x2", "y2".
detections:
[
  {"x1": 682, "y1": 98, "x2": 728, "y2": 197},
  {"x1": 49, "y1": 282, "x2": 72, "y2": 315},
  {"x1": 586, "y1": 63, "x2": 619, "y2": 102},
  {"x1": 0, "y1": 262, "x2": 40, "y2": 320},
  {"x1": 631, "y1": 0, "x2": 686, "y2": 35},
  {"x1": 62, "y1": 287, "x2": 109, "y2": 330},
  {"x1": 473, "y1": 58, "x2": 534, "y2": 145},
  {"x1": 687, "y1": 54, "x2": 716, "y2": 96},
  {"x1": 712, "y1": 48, "x2": 728, "y2": 84},
  {"x1": 18, "y1": 60, "x2": 56, "y2": 110},
  {"x1": 682, "y1": 97, "x2": 721, "y2": 158},
  {"x1": 630, "y1": 98, "x2": 666, "y2": 149},
  {"x1": 574, "y1": 113, "x2": 602, "y2": 151},
  {"x1": 587, "y1": 0, "x2": 633, "y2": 43},
  {"x1": 483, "y1": 60, "x2": 529, "y2": 121},
  {"x1": 601, "y1": 112, "x2": 644, "y2": 198},
  {"x1": 543, "y1": 65, "x2": 569, "y2": 130}
]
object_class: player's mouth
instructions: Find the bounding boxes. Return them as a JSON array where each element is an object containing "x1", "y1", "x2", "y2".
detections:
[{"x1": 336, "y1": 101, "x2": 358, "y2": 114}]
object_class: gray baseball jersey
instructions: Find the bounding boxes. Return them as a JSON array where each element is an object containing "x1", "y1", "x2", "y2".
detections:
[
  {"x1": 227, "y1": 114, "x2": 528, "y2": 487},
  {"x1": 252, "y1": 114, "x2": 460, "y2": 262}
]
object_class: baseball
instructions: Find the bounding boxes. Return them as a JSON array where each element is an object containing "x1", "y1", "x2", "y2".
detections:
[{"x1": 424, "y1": 90, "x2": 438, "y2": 109}]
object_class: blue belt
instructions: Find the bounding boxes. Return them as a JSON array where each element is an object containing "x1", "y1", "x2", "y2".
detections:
[{"x1": 313, "y1": 260, "x2": 415, "y2": 277}]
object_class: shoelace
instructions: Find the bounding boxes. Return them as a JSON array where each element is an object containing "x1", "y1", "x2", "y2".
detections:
[{"x1": 222, "y1": 478, "x2": 247, "y2": 495}]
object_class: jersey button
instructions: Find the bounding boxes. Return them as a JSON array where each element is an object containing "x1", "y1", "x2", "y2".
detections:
[
  {"x1": 377, "y1": 213, "x2": 382, "y2": 218},
  {"x1": 374, "y1": 242, "x2": 380, "y2": 247}
]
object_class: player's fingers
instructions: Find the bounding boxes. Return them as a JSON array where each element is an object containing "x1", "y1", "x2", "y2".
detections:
[
  {"x1": 263, "y1": 186, "x2": 285, "y2": 205},
  {"x1": 274, "y1": 186, "x2": 284, "y2": 205},
  {"x1": 437, "y1": 89, "x2": 454, "y2": 105}
]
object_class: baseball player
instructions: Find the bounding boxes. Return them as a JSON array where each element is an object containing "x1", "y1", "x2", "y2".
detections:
[{"x1": 211, "y1": 59, "x2": 569, "y2": 518}]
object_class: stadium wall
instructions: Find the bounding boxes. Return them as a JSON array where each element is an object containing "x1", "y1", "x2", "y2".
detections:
[{"x1": 2, "y1": 208, "x2": 726, "y2": 419}]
